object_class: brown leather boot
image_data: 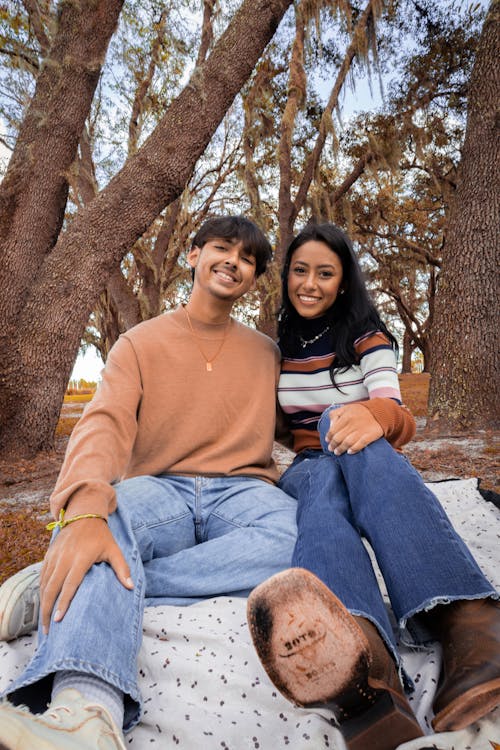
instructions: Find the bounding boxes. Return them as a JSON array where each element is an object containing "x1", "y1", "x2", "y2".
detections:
[
  {"x1": 339, "y1": 617, "x2": 424, "y2": 750},
  {"x1": 430, "y1": 598, "x2": 500, "y2": 731},
  {"x1": 247, "y1": 568, "x2": 423, "y2": 750}
]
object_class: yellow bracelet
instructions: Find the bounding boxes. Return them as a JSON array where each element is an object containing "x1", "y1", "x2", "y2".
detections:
[{"x1": 46, "y1": 508, "x2": 107, "y2": 531}]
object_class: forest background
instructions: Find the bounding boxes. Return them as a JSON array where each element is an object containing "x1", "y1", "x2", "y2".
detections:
[{"x1": 0, "y1": 0, "x2": 498, "y2": 579}]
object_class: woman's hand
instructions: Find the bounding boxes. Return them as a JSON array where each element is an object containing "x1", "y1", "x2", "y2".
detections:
[
  {"x1": 40, "y1": 518, "x2": 133, "y2": 634},
  {"x1": 325, "y1": 403, "x2": 383, "y2": 455}
]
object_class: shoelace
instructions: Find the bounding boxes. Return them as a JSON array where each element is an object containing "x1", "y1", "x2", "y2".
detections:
[
  {"x1": 46, "y1": 705, "x2": 72, "y2": 723},
  {"x1": 46, "y1": 702, "x2": 124, "y2": 746}
]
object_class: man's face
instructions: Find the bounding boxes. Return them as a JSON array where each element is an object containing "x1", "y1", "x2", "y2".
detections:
[{"x1": 187, "y1": 238, "x2": 258, "y2": 303}]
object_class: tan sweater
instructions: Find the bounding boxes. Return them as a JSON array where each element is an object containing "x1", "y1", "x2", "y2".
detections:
[{"x1": 50, "y1": 308, "x2": 281, "y2": 520}]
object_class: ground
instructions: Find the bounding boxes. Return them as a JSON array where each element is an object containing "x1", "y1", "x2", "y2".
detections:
[{"x1": 0, "y1": 374, "x2": 498, "y2": 585}]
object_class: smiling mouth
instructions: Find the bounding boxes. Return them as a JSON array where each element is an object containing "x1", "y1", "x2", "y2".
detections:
[
  {"x1": 214, "y1": 269, "x2": 237, "y2": 283},
  {"x1": 298, "y1": 295, "x2": 320, "y2": 303}
]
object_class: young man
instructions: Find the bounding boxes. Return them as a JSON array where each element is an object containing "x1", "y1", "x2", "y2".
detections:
[{"x1": 0, "y1": 216, "x2": 298, "y2": 749}]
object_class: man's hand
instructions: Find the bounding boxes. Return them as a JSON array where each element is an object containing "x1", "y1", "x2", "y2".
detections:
[
  {"x1": 325, "y1": 403, "x2": 383, "y2": 455},
  {"x1": 40, "y1": 518, "x2": 133, "y2": 634}
]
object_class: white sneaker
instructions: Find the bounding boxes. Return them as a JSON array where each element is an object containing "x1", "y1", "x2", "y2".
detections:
[
  {"x1": 0, "y1": 688, "x2": 126, "y2": 749},
  {"x1": 0, "y1": 562, "x2": 41, "y2": 641}
]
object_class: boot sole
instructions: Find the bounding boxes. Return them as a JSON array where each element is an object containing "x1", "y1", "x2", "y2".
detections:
[
  {"x1": 432, "y1": 677, "x2": 500, "y2": 731},
  {"x1": 247, "y1": 568, "x2": 371, "y2": 706}
]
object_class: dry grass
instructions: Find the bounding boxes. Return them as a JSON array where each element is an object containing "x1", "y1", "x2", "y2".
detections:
[
  {"x1": 0, "y1": 506, "x2": 51, "y2": 584},
  {"x1": 64, "y1": 393, "x2": 94, "y2": 403},
  {"x1": 399, "y1": 372, "x2": 430, "y2": 416},
  {"x1": 56, "y1": 417, "x2": 80, "y2": 437}
]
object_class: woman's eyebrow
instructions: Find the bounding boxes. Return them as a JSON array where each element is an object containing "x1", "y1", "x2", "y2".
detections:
[{"x1": 293, "y1": 261, "x2": 336, "y2": 269}]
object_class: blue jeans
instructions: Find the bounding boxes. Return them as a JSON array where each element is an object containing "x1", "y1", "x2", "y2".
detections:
[
  {"x1": 279, "y1": 407, "x2": 497, "y2": 680},
  {"x1": 5, "y1": 474, "x2": 297, "y2": 730}
]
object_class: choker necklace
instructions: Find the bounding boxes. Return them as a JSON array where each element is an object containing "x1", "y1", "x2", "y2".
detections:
[
  {"x1": 184, "y1": 305, "x2": 230, "y2": 372},
  {"x1": 298, "y1": 325, "x2": 331, "y2": 348}
]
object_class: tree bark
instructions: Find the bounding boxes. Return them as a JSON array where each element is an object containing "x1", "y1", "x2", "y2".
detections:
[
  {"x1": 0, "y1": 0, "x2": 124, "y2": 322},
  {"x1": 427, "y1": 1, "x2": 499, "y2": 431},
  {"x1": 402, "y1": 331, "x2": 413, "y2": 374},
  {"x1": 0, "y1": 0, "x2": 294, "y2": 456}
]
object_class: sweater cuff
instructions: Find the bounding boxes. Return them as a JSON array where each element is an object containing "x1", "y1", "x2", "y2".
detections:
[
  {"x1": 359, "y1": 398, "x2": 416, "y2": 449},
  {"x1": 49, "y1": 484, "x2": 117, "y2": 521}
]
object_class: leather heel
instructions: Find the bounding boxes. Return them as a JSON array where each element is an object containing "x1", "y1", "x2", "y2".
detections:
[{"x1": 340, "y1": 687, "x2": 422, "y2": 750}]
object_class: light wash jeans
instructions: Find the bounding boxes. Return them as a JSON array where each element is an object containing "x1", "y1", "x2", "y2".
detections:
[
  {"x1": 5, "y1": 474, "x2": 297, "y2": 729},
  {"x1": 279, "y1": 407, "x2": 497, "y2": 684}
]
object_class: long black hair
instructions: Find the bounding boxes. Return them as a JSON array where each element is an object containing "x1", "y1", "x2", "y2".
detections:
[{"x1": 278, "y1": 223, "x2": 398, "y2": 381}]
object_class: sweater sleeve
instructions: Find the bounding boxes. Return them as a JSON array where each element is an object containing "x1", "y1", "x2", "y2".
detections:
[
  {"x1": 360, "y1": 398, "x2": 416, "y2": 449},
  {"x1": 49, "y1": 336, "x2": 143, "y2": 520},
  {"x1": 355, "y1": 331, "x2": 416, "y2": 449}
]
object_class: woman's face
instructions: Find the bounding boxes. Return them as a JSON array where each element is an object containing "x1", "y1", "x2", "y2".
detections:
[{"x1": 287, "y1": 240, "x2": 344, "y2": 319}]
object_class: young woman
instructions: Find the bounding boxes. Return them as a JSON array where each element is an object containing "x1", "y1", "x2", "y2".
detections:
[{"x1": 247, "y1": 223, "x2": 500, "y2": 750}]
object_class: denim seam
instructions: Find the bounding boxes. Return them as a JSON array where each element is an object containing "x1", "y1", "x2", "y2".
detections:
[
  {"x1": 209, "y1": 510, "x2": 247, "y2": 529},
  {"x1": 293, "y1": 466, "x2": 313, "y2": 568},
  {"x1": 127, "y1": 550, "x2": 144, "y2": 676},
  {"x1": 131, "y1": 511, "x2": 191, "y2": 532}
]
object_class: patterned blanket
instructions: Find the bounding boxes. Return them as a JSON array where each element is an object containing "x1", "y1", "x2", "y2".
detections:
[{"x1": 1, "y1": 479, "x2": 499, "y2": 749}]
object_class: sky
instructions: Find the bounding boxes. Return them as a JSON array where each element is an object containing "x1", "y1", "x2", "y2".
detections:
[{"x1": 71, "y1": 347, "x2": 105, "y2": 383}]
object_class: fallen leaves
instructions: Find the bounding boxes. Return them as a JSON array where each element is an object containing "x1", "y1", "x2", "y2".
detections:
[{"x1": 0, "y1": 506, "x2": 49, "y2": 585}]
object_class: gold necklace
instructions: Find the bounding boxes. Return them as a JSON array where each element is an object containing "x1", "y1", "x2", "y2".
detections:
[{"x1": 183, "y1": 305, "x2": 230, "y2": 372}]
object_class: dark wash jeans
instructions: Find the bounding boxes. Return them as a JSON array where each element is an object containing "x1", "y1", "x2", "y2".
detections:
[{"x1": 278, "y1": 407, "x2": 497, "y2": 681}]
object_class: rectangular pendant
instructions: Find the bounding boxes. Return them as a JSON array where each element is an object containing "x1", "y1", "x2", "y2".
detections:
[{"x1": 206, "y1": 362, "x2": 212, "y2": 372}]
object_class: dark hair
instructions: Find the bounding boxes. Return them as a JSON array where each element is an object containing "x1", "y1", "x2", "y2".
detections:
[
  {"x1": 278, "y1": 222, "x2": 398, "y2": 382},
  {"x1": 191, "y1": 215, "x2": 272, "y2": 278}
]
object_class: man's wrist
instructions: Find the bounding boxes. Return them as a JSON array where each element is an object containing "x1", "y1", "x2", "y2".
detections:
[{"x1": 46, "y1": 508, "x2": 108, "y2": 531}]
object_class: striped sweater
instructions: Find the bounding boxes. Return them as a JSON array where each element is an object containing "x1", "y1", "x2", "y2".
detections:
[{"x1": 278, "y1": 329, "x2": 415, "y2": 453}]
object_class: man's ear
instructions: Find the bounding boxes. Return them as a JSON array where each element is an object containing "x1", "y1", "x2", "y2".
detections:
[{"x1": 187, "y1": 245, "x2": 201, "y2": 269}]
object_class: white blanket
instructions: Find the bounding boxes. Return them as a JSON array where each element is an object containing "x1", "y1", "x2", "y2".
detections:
[{"x1": 1, "y1": 479, "x2": 499, "y2": 749}]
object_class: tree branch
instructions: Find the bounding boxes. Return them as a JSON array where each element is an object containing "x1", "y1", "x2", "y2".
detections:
[
  {"x1": 292, "y1": 0, "x2": 376, "y2": 224},
  {"x1": 21, "y1": 0, "x2": 51, "y2": 55},
  {"x1": 128, "y1": 10, "x2": 168, "y2": 156},
  {"x1": 196, "y1": 0, "x2": 216, "y2": 65},
  {"x1": 277, "y1": 1, "x2": 306, "y2": 253}
]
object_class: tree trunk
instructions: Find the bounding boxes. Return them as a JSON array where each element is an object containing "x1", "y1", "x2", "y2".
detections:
[
  {"x1": 0, "y1": 0, "x2": 294, "y2": 457},
  {"x1": 0, "y1": 0, "x2": 124, "y2": 323},
  {"x1": 427, "y1": 1, "x2": 499, "y2": 431},
  {"x1": 401, "y1": 331, "x2": 413, "y2": 373}
]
